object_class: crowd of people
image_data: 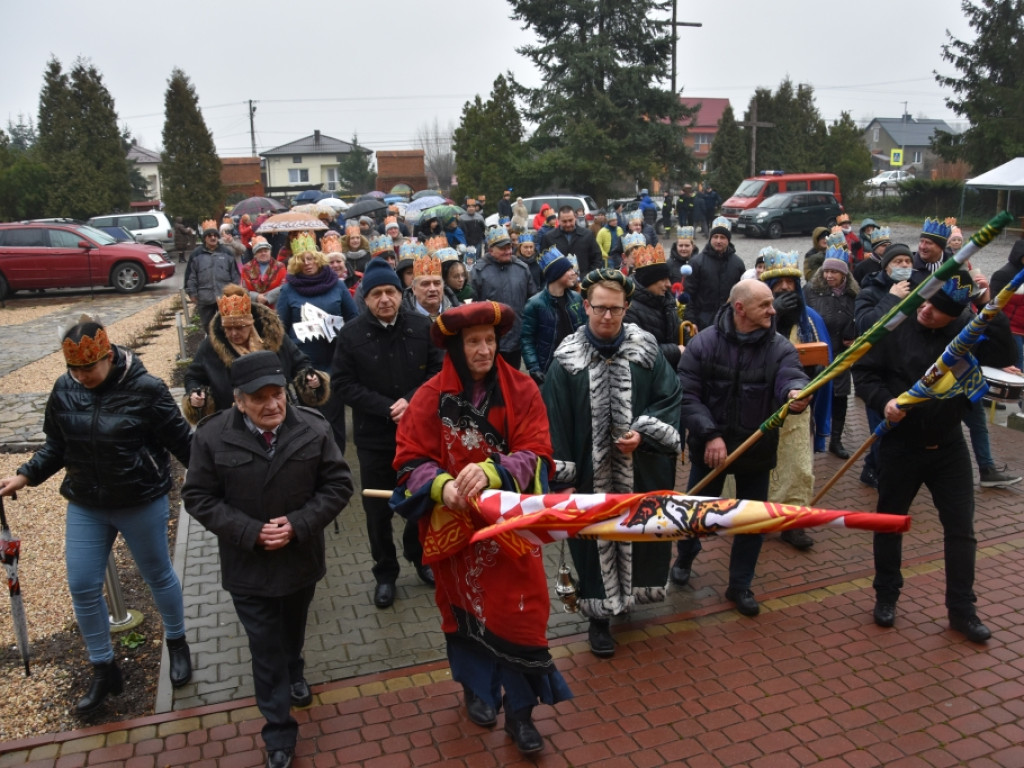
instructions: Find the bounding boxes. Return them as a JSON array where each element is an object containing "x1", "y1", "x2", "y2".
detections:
[{"x1": 3, "y1": 191, "x2": 1023, "y2": 766}]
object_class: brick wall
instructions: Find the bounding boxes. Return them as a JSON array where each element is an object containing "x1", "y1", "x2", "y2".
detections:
[
  {"x1": 376, "y1": 150, "x2": 428, "y2": 193},
  {"x1": 221, "y1": 157, "x2": 264, "y2": 197}
]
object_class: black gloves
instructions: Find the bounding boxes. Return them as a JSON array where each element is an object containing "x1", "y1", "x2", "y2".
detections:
[
  {"x1": 529, "y1": 370, "x2": 545, "y2": 386},
  {"x1": 772, "y1": 291, "x2": 800, "y2": 315}
]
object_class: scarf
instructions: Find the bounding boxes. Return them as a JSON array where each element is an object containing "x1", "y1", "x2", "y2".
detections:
[
  {"x1": 583, "y1": 324, "x2": 625, "y2": 359},
  {"x1": 243, "y1": 259, "x2": 283, "y2": 293},
  {"x1": 285, "y1": 266, "x2": 338, "y2": 297}
]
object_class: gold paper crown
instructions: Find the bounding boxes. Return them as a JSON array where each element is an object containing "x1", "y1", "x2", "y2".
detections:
[
  {"x1": 425, "y1": 236, "x2": 448, "y2": 255},
  {"x1": 322, "y1": 237, "x2": 343, "y2": 254},
  {"x1": 216, "y1": 285, "x2": 252, "y2": 327},
  {"x1": 62, "y1": 326, "x2": 112, "y2": 367},
  {"x1": 634, "y1": 243, "x2": 667, "y2": 271},
  {"x1": 384, "y1": 216, "x2": 398, "y2": 229},
  {"x1": 345, "y1": 222, "x2": 360, "y2": 236},
  {"x1": 413, "y1": 251, "x2": 442, "y2": 278},
  {"x1": 201, "y1": 219, "x2": 218, "y2": 232},
  {"x1": 291, "y1": 232, "x2": 318, "y2": 255}
]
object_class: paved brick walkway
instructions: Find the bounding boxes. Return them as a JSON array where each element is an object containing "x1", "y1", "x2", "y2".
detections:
[{"x1": 1, "y1": 403, "x2": 1023, "y2": 766}]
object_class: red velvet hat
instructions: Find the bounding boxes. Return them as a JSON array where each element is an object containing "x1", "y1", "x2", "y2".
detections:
[{"x1": 431, "y1": 301, "x2": 516, "y2": 348}]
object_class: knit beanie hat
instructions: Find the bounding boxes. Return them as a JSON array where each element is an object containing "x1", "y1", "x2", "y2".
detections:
[{"x1": 361, "y1": 258, "x2": 402, "y2": 295}]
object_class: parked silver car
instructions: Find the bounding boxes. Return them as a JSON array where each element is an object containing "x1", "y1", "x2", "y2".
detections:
[
  {"x1": 863, "y1": 170, "x2": 912, "y2": 190},
  {"x1": 87, "y1": 211, "x2": 175, "y2": 249}
]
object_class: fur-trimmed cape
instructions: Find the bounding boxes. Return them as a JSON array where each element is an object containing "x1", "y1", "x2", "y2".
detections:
[{"x1": 182, "y1": 302, "x2": 329, "y2": 425}]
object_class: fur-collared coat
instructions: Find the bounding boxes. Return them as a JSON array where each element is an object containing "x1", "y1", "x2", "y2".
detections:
[
  {"x1": 542, "y1": 323, "x2": 681, "y2": 618},
  {"x1": 182, "y1": 302, "x2": 329, "y2": 425}
]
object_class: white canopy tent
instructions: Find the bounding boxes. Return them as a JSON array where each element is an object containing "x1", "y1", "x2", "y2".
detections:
[{"x1": 962, "y1": 157, "x2": 1024, "y2": 220}]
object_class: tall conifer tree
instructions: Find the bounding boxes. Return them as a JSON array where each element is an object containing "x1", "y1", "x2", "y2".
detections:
[{"x1": 161, "y1": 68, "x2": 222, "y2": 226}]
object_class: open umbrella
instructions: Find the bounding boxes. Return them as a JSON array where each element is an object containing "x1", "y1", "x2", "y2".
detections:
[
  {"x1": 0, "y1": 496, "x2": 30, "y2": 676},
  {"x1": 230, "y1": 196, "x2": 287, "y2": 218},
  {"x1": 256, "y1": 211, "x2": 329, "y2": 234},
  {"x1": 390, "y1": 183, "x2": 413, "y2": 197},
  {"x1": 291, "y1": 203, "x2": 335, "y2": 219},
  {"x1": 293, "y1": 189, "x2": 326, "y2": 204},
  {"x1": 403, "y1": 196, "x2": 447, "y2": 226},
  {"x1": 356, "y1": 191, "x2": 386, "y2": 201},
  {"x1": 418, "y1": 203, "x2": 465, "y2": 225},
  {"x1": 318, "y1": 197, "x2": 349, "y2": 212},
  {"x1": 412, "y1": 189, "x2": 443, "y2": 200},
  {"x1": 342, "y1": 199, "x2": 387, "y2": 219}
]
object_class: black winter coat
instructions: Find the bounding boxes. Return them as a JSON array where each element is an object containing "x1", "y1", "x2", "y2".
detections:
[
  {"x1": 683, "y1": 241, "x2": 745, "y2": 329},
  {"x1": 331, "y1": 310, "x2": 444, "y2": 452},
  {"x1": 624, "y1": 286, "x2": 682, "y2": 368},
  {"x1": 19, "y1": 346, "x2": 192, "y2": 509},
  {"x1": 804, "y1": 272, "x2": 859, "y2": 398},
  {"x1": 678, "y1": 304, "x2": 808, "y2": 472},
  {"x1": 853, "y1": 310, "x2": 1015, "y2": 448},
  {"x1": 539, "y1": 225, "x2": 604, "y2": 275},
  {"x1": 183, "y1": 406, "x2": 353, "y2": 597},
  {"x1": 854, "y1": 269, "x2": 904, "y2": 334}
]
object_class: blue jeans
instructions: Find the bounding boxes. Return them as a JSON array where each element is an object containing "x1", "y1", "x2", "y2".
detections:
[
  {"x1": 66, "y1": 496, "x2": 185, "y2": 664},
  {"x1": 961, "y1": 398, "x2": 994, "y2": 471}
]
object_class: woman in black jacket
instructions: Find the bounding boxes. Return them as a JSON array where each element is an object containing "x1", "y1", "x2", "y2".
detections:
[{"x1": 0, "y1": 319, "x2": 194, "y2": 714}]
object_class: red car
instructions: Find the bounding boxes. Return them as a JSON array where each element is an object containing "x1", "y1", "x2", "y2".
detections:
[{"x1": 0, "y1": 221, "x2": 175, "y2": 300}]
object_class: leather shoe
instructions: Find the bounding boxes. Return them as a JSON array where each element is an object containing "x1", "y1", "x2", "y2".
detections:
[
  {"x1": 75, "y1": 660, "x2": 124, "y2": 715},
  {"x1": 415, "y1": 564, "x2": 435, "y2": 586},
  {"x1": 505, "y1": 710, "x2": 544, "y2": 755},
  {"x1": 373, "y1": 582, "x2": 395, "y2": 608},
  {"x1": 669, "y1": 557, "x2": 692, "y2": 586},
  {"x1": 266, "y1": 749, "x2": 293, "y2": 768},
  {"x1": 290, "y1": 679, "x2": 312, "y2": 708},
  {"x1": 464, "y1": 688, "x2": 497, "y2": 727},
  {"x1": 780, "y1": 528, "x2": 814, "y2": 550},
  {"x1": 860, "y1": 467, "x2": 879, "y2": 489},
  {"x1": 873, "y1": 601, "x2": 896, "y2": 628},
  {"x1": 588, "y1": 618, "x2": 615, "y2": 657},
  {"x1": 724, "y1": 587, "x2": 760, "y2": 617},
  {"x1": 950, "y1": 613, "x2": 992, "y2": 643},
  {"x1": 829, "y1": 440, "x2": 851, "y2": 460},
  {"x1": 166, "y1": 636, "x2": 192, "y2": 688}
]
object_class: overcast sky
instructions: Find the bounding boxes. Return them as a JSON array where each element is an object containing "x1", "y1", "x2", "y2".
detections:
[{"x1": 3, "y1": 0, "x2": 970, "y2": 158}]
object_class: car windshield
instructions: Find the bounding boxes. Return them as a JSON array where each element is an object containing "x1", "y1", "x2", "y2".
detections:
[
  {"x1": 733, "y1": 180, "x2": 765, "y2": 198},
  {"x1": 73, "y1": 225, "x2": 118, "y2": 245},
  {"x1": 757, "y1": 195, "x2": 792, "y2": 210}
]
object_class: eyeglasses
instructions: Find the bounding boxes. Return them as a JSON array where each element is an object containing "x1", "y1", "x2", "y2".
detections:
[{"x1": 589, "y1": 305, "x2": 626, "y2": 317}]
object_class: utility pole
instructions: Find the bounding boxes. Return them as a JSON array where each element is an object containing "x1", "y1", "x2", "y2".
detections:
[
  {"x1": 659, "y1": 1, "x2": 702, "y2": 95},
  {"x1": 737, "y1": 101, "x2": 775, "y2": 176},
  {"x1": 248, "y1": 100, "x2": 258, "y2": 157}
]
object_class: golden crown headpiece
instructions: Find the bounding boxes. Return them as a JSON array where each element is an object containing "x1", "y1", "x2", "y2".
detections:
[
  {"x1": 291, "y1": 232, "x2": 318, "y2": 255},
  {"x1": 322, "y1": 237, "x2": 343, "y2": 255},
  {"x1": 413, "y1": 251, "x2": 442, "y2": 278},
  {"x1": 201, "y1": 219, "x2": 218, "y2": 233},
  {"x1": 345, "y1": 222, "x2": 361, "y2": 236},
  {"x1": 634, "y1": 243, "x2": 667, "y2": 271},
  {"x1": 62, "y1": 326, "x2": 112, "y2": 367},
  {"x1": 216, "y1": 285, "x2": 253, "y2": 327},
  {"x1": 425, "y1": 236, "x2": 448, "y2": 255}
]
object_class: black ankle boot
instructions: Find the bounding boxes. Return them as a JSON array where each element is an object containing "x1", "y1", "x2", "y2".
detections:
[
  {"x1": 167, "y1": 635, "x2": 192, "y2": 688},
  {"x1": 504, "y1": 706, "x2": 544, "y2": 755},
  {"x1": 76, "y1": 660, "x2": 124, "y2": 714}
]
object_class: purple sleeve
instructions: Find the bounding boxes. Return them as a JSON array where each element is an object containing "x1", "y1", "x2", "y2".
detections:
[
  {"x1": 407, "y1": 461, "x2": 442, "y2": 494},
  {"x1": 500, "y1": 450, "x2": 538, "y2": 490}
]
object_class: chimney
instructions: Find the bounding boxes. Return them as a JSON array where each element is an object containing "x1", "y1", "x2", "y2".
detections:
[{"x1": 314, "y1": 129, "x2": 321, "y2": 146}]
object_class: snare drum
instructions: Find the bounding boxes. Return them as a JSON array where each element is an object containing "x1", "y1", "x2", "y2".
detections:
[{"x1": 981, "y1": 366, "x2": 1024, "y2": 400}]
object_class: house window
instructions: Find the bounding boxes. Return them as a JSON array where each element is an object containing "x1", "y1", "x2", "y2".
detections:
[
  {"x1": 872, "y1": 127, "x2": 879, "y2": 143},
  {"x1": 912, "y1": 150, "x2": 922, "y2": 163},
  {"x1": 288, "y1": 168, "x2": 309, "y2": 184},
  {"x1": 292, "y1": 155, "x2": 302, "y2": 163},
  {"x1": 695, "y1": 134, "x2": 711, "y2": 146},
  {"x1": 325, "y1": 167, "x2": 339, "y2": 192}
]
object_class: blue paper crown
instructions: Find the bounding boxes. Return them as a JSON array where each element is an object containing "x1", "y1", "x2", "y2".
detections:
[
  {"x1": 826, "y1": 226, "x2": 848, "y2": 250},
  {"x1": 626, "y1": 209, "x2": 644, "y2": 222},
  {"x1": 412, "y1": 242, "x2": 428, "y2": 258},
  {"x1": 677, "y1": 226, "x2": 695, "y2": 239},
  {"x1": 922, "y1": 217, "x2": 954, "y2": 240},
  {"x1": 869, "y1": 226, "x2": 892, "y2": 245},
  {"x1": 518, "y1": 232, "x2": 534, "y2": 244},
  {"x1": 369, "y1": 234, "x2": 394, "y2": 255},
  {"x1": 623, "y1": 232, "x2": 647, "y2": 251},
  {"x1": 540, "y1": 247, "x2": 569, "y2": 274},
  {"x1": 711, "y1": 215, "x2": 731, "y2": 232},
  {"x1": 760, "y1": 249, "x2": 802, "y2": 281},
  {"x1": 435, "y1": 247, "x2": 460, "y2": 262},
  {"x1": 940, "y1": 272, "x2": 972, "y2": 305},
  {"x1": 398, "y1": 241, "x2": 419, "y2": 259},
  {"x1": 485, "y1": 226, "x2": 511, "y2": 247},
  {"x1": 823, "y1": 245, "x2": 851, "y2": 266}
]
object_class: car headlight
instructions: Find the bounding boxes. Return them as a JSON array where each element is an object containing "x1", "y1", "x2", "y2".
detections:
[
  {"x1": 755, "y1": 212, "x2": 768, "y2": 220},
  {"x1": 147, "y1": 253, "x2": 167, "y2": 264}
]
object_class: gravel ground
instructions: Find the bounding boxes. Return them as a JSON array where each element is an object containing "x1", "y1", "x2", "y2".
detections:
[{"x1": 0, "y1": 296, "x2": 186, "y2": 742}]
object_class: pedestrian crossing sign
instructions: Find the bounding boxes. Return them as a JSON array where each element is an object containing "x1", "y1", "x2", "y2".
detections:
[{"x1": 890, "y1": 149, "x2": 903, "y2": 167}]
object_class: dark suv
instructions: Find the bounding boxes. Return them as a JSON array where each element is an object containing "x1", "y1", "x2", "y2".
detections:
[
  {"x1": 735, "y1": 192, "x2": 843, "y2": 239},
  {"x1": 0, "y1": 221, "x2": 174, "y2": 299}
]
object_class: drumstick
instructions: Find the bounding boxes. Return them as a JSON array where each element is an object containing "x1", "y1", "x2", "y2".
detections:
[{"x1": 363, "y1": 489, "x2": 393, "y2": 498}]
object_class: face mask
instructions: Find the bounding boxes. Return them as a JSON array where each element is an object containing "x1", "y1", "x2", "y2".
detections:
[
  {"x1": 889, "y1": 267, "x2": 912, "y2": 282},
  {"x1": 841, "y1": 225, "x2": 852, "y2": 233}
]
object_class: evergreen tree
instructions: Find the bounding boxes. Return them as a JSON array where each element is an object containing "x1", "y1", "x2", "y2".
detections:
[
  {"x1": 452, "y1": 74, "x2": 525, "y2": 204},
  {"x1": 507, "y1": 0, "x2": 694, "y2": 201},
  {"x1": 743, "y1": 79, "x2": 827, "y2": 174},
  {"x1": 933, "y1": 0, "x2": 1024, "y2": 171},
  {"x1": 822, "y1": 112, "x2": 873, "y2": 207},
  {"x1": 6, "y1": 115, "x2": 37, "y2": 153},
  {"x1": 0, "y1": 120, "x2": 50, "y2": 221},
  {"x1": 35, "y1": 58, "x2": 130, "y2": 218},
  {"x1": 706, "y1": 105, "x2": 746, "y2": 198},
  {"x1": 161, "y1": 68, "x2": 222, "y2": 226},
  {"x1": 336, "y1": 134, "x2": 376, "y2": 194}
]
